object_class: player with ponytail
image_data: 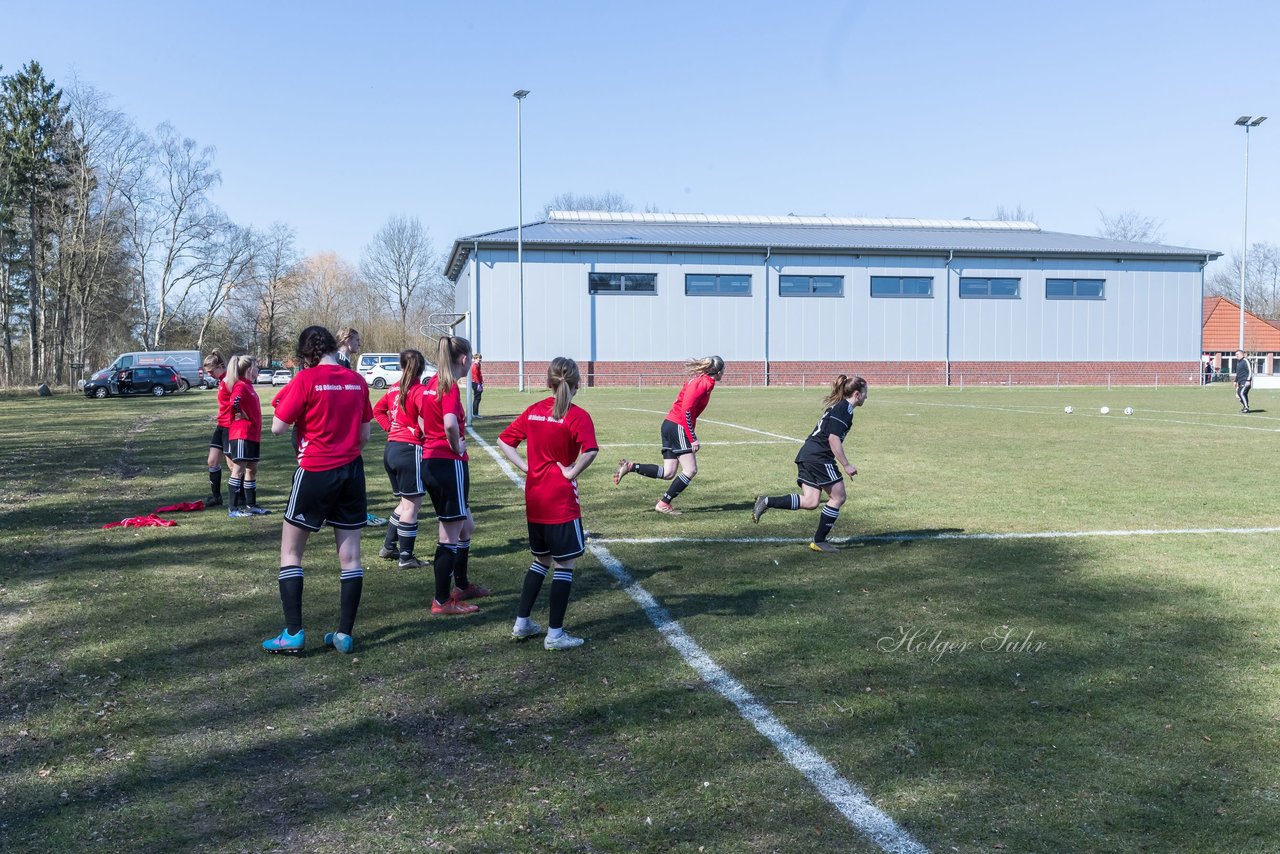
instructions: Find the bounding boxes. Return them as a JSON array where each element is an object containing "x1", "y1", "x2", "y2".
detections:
[
  {"x1": 372, "y1": 349, "x2": 431, "y2": 568},
  {"x1": 202, "y1": 350, "x2": 229, "y2": 506}
]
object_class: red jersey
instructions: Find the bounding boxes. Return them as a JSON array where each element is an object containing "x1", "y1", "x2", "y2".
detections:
[
  {"x1": 499, "y1": 397, "x2": 598, "y2": 524},
  {"x1": 373, "y1": 385, "x2": 425, "y2": 445},
  {"x1": 273, "y1": 363, "x2": 372, "y2": 471},
  {"x1": 664, "y1": 373, "x2": 717, "y2": 443},
  {"x1": 228, "y1": 379, "x2": 262, "y2": 442},
  {"x1": 418, "y1": 376, "x2": 468, "y2": 461},
  {"x1": 216, "y1": 379, "x2": 233, "y2": 428},
  {"x1": 471, "y1": 362, "x2": 484, "y2": 385}
]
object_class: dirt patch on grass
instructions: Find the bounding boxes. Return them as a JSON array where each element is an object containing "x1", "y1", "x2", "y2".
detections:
[{"x1": 112, "y1": 415, "x2": 160, "y2": 479}]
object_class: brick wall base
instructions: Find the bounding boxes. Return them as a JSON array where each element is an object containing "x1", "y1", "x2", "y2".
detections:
[{"x1": 480, "y1": 361, "x2": 1203, "y2": 388}]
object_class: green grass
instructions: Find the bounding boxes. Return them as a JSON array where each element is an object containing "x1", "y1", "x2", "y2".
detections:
[{"x1": 3, "y1": 384, "x2": 1280, "y2": 852}]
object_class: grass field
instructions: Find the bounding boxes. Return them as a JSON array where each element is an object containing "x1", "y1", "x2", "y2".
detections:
[{"x1": 3, "y1": 382, "x2": 1280, "y2": 852}]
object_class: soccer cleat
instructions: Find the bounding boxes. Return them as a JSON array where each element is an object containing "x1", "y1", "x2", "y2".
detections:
[
  {"x1": 262, "y1": 628, "x2": 304, "y2": 652},
  {"x1": 613, "y1": 458, "x2": 633, "y2": 486},
  {"x1": 247, "y1": 505, "x2": 272, "y2": 516},
  {"x1": 451, "y1": 582, "x2": 490, "y2": 601},
  {"x1": 512, "y1": 619, "x2": 543, "y2": 639},
  {"x1": 366, "y1": 512, "x2": 387, "y2": 526},
  {"x1": 431, "y1": 599, "x2": 480, "y2": 615},
  {"x1": 398, "y1": 556, "x2": 428, "y2": 569},
  {"x1": 544, "y1": 631, "x2": 585, "y2": 650},
  {"x1": 654, "y1": 500, "x2": 682, "y2": 516},
  {"x1": 205, "y1": 494, "x2": 223, "y2": 507},
  {"x1": 228, "y1": 508, "x2": 251, "y2": 519},
  {"x1": 378, "y1": 547, "x2": 398, "y2": 560},
  {"x1": 809, "y1": 541, "x2": 838, "y2": 554},
  {"x1": 323, "y1": 631, "x2": 354, "y2": 654},
  {"x1": 752, "y1": 495, "x2": 769, "y2": 524}
]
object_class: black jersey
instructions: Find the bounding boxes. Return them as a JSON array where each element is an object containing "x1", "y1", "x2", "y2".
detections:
[{"x1": 795, "y1": 401, "x2": 855, "y2": 465}]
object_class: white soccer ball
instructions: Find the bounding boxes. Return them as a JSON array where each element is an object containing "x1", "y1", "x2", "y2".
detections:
[
  {"x1": 1100, "y1": 406, "x2": 1110, "y2": 415},
  {"x1": 1064, "y1": 406, "x2": 1073, "y2": 414},
  {"x1": 1124, "y1": 407, "x2": 1133, "y2": 415}
]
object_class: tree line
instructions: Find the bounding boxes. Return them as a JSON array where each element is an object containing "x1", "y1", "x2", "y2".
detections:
[{"x1": 0, "y1": 60, "x2": 453, "y2": 387}]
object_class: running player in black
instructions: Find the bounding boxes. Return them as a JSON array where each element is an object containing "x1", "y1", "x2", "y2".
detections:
[{"x1": 752, "y1": 374, "x2": 867, "y2": 553}]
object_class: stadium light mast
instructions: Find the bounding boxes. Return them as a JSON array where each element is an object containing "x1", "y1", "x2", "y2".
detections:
[
  {"x1": 514, "y1": 88, "x2": 530, "y2": 392},
  {"x1": 1235, "y1": 115, "x2": 1266, "y2": 351}
]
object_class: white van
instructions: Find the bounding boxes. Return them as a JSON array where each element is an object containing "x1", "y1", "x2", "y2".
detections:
[
  {"x1": 357, "y1": 352, "x2": 438, "y2": 389},
  {"x1": 93, "y1": 350, "x2": 202, "y2": 391}
]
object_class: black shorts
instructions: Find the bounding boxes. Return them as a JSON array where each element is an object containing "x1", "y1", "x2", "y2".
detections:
[
  {"x1": 796, "y1": 459, "x2": 843, "y2": 489},
  {"x1": 229, "y1": 438, "x2": 260, "y2": 462},
  {"x1": 383, "y1": 441, "x2": 425, "y2": 497},
  {"x1": 210, "y1": 425, "x2": 228, "y2": 451},
  {"x1": 423, "y1": 458, "x2": 470, "y2": 522},
  {"x1": 660, "y1": 419, "x2": 693, "y2": 459},
  {"x1": 284, "y1": 459, "x2": 368, "y2": 532},
  {"x1": 529, "y1": 519, "x2": 586, "y2": 562}
]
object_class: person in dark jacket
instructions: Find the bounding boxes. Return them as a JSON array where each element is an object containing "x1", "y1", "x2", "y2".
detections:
[{"x1": 1235, "y1": 349, "x2": 1253, "y2": 413}]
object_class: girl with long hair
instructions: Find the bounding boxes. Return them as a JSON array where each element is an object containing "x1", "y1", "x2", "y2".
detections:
[
  {"x1": 372, "y1": 349, "x2": 431, "y2": 568},
  {"x1": 263, "y1": 325, "x2": 373, "y2": 654},
  {"x1": 613, "y1": 355, "x2": 725, "y2": 515},
  {"x1": 202, "y1": 350, "x2": 229, "y2": 506},
  {"x1": 418, "y1": 335, "x2": 488, "y2": 615},
  {"x1": 225, "y1": 355, "x2": 269, "y2": 517},
  {"x1": 751, "y1": 374, "x2": 868, "y2": 553},
  {"x1": 498, "y1": 357, "x2": 598, "y2": 650}
]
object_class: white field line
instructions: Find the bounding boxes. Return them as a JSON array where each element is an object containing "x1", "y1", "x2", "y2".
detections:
[
  {"x1": 599, "y1": 440, "x2": 790, "y2": 448},
  {"x1": 878, "y1": 400, "x2": 1280, "y2": 433},
  {"x1": 593, "y1": 526, "x2": 1280, "y2": 545},
  {"x1": 619, "y1": 407, "x2": 804, "y2": 443},
  {"x1": 467, "y1": 426, "x2": 928, "y2": 854}
]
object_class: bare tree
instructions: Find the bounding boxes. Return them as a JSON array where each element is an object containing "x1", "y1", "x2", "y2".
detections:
[
  {"x1": 193, "y1": 219, "x2": 255, "y2": 352},
  {"x1": 1097, "y1": 209, "x2": 1164, "y2": 243},
  {"x1": 543, "y1": 191, "x2": 633, "y2": 218},
  {"x1": 993, "y1": 204, "x2": 1037, "y2": 223},
  {"x1": 1209, "y1": 242, "x2": 1280, "y2": 321},
  {"x1": 360, "y1": 215, "x2": 438, "y2": 338},
  {"x1": 250, "y1": 223, "x2": 300, "y2": 365},
  {"x1": 292, "y1": 251, "x2": 360, "y2": 335}
]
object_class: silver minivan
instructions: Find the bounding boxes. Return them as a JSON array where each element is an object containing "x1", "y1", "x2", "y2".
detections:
[{"x1": 92, "y1": 350, "x2": 202, "y2": 391}]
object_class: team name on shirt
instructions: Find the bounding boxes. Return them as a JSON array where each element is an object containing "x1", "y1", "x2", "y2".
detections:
[
  {"x1": 527, "y1": 414, "x2": 564, "y2": 424},
  {"x1": 315, "y1": 383, "x2": 364, "y2": 391}
]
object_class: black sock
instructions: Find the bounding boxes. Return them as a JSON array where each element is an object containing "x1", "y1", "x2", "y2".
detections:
[
  {"x1": 338, "y1": 567, "x2": 363, "y2": 634},
  {"x1": 244, "y1": 480, "x2": 257, "y2": 507},
  {"x1": 278, "y1": 566, "x2": 304, "y2": 632},
  {"x1": 384, "y1": 512, "x2": 401, "y2": 552},
  {"x1": 432, "y1": 543, "x2": 456, "y2": 604},
  {"x1": 633, "y1": 463, "x2": 662, "y2": 478},
  {"x1": 662, "y1": 473, "x2": 693, "y2": 504},
  {"x1": 229, "y1": 478, "x2": 243, "y2": 509},
  {"x1": 209, "y1": 466, "x2": 222, "y2": 496},
  {"x1": 767, "y1": 495, "x2": 800, "y2": 510},
  {"x1": 548, "y1": 567, "x2": 574, "y2": 630},
  {"x1": 454, "y1": 539, "x2": 471, "y2": 588},
  {"x1": 517, "y1": 562, "x2": 547, "y2": 618},
  {"x1": 398, "y1": 520, "x2": 418, "y2": 562},
  {"x1": 814, "y1": 504, "x2": 840, "y2": 542}
]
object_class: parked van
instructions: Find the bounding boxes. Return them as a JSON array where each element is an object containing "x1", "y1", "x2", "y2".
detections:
[{"x1": 93, "y1": 350, "x2": 202, "y2": 391}]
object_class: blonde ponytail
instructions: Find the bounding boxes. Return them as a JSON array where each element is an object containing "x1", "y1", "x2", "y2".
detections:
[
  {"x1": 684, "y1": 355, "x2": 725, "y2": 376},
  {"x1": 435, "y1": 335, "x2": 472, "y2": 396},
  {"x1": 822, "y1": 374, "x2": 866, "y2": 408},
  {"x1": 224, "y1": 354, "x2": 255, "y2": 389},
  {"x1": 547, "y1": 356, "x2": 581, "y2": 419}
]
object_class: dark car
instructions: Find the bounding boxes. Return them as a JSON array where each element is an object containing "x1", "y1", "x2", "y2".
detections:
[{"x1": 84, "y1": 366, "x2": 182, "y2": 399}]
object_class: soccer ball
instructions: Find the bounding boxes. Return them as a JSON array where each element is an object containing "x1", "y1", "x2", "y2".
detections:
[
  {"x1": 1064, "y1": 406, "x2": 1073, "y2": 414},
  {"x1": 1124, "y1": 407, "x2": 1133, "y2": 415},
  {"x1": 1100, "y1": 406, "x2": 1110, "y2": 415}
]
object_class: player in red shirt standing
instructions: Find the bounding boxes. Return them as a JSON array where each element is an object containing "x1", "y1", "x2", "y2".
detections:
[
  {"x1": 419, "y1": 335, "x2": 489, "y2": 615},
  {"x1": 498, "y1": 357, "x2": 598, "y2": 650},
  {"x1": 226, "y1": 355, "x2": 269, "y2": 517},
  {"x1": 470, "y1": 353, "x2": 484, "y2": 418},
  {"x1": 200, "y1": 351, "x2": 229, "y2": 506},
  {"x1": 613, "y1": 355, "x2": 724, "y2": 515},
  {"x1": 262, "y1": 325, "x2": 374, "y2": 654},
  {"x1": 372, "y1": 349, "x2": 430, "y2": 568}
]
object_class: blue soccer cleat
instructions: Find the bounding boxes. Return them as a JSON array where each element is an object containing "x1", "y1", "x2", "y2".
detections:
[
  {"x1": 323, "y1": 631, "x2": 354, "y2": 654},
  {"x1": 262, "y1": 628, "x2": 304, "y2": 653}
]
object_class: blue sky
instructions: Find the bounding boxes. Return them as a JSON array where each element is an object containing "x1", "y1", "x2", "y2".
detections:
[{"x1": 3, "y1": 0, "x2": 1277, "y2": 276}]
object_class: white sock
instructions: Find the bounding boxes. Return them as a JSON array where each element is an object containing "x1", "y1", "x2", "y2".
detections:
[
  {"x1": 515, "y1": 616, "x2": 531, "y2": 631},
  {"x1": 547, "y1": 627, "x2": 564, "y2": 639}
]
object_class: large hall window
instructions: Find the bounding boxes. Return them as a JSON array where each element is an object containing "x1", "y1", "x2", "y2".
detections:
[
  {"x1": 685, "y1": 273, "x2": 752, "y2": 296},
  {"x1": 779, "y1": 274, "x2": 843, "y2": 297},
  {"x1": 871, "y1": 276, "x2": 934, "y2": 298},
  {"x1": 959, "y1": 277, "x2": 1020, "y2": 299},
  {"x1": 1046, "y1": 278, "x2": 1105, "y2": 299},
  {"x1": 589, "y1": 272, "x2": 657, "y2": 294}
]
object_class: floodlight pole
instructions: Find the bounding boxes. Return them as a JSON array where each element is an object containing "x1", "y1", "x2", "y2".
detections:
[
  {"x1": 1236, "y1": 115, "x2": 1267, "y2": 351},
  {"x1": 514, "y1": 89, "x2": 530, "y2": 392}
]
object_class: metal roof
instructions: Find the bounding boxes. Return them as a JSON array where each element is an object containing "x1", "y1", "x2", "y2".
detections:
[{"x1": 445, "y1": 212, "x2": 1220, "y2": 280}]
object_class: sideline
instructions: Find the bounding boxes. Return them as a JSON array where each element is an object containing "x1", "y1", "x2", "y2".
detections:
[
  {"x1": 467, "y1": 426, "x2": 929, "y2": 854},
  {"x1": 593, "y1": 525, "x2": 1280, "y2": 545}
]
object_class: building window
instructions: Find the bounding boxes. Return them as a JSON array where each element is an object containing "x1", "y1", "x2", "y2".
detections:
[
  {"x1": 779, "y1": 274, "x2": 843, "y2": 297},
  {"x1": 959, "y1": 277, "x2": 1020, "y2": 299},
  {"x1": 871, "y1": 275, "x2": 933, "y2": 298},
  {"x1": 588, "y1": 272, "x2": 657, "y2": 294},
  {"x1": 685, "y1": 273, "x2": 751, "y2": 296},
  {"x1": 1046, "y1": 278, "x2": 1105, "y2": 299}
]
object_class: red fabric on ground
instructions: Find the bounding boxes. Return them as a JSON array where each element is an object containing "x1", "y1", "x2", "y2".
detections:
[
  {"x1": 155, "y1": 501, "x2": 205, "y2": 513},
  {"x1": 102, "y1": 514, "x2": 178, "y2": 530}
]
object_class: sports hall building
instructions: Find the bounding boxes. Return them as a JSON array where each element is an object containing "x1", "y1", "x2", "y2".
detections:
[{"x1": 444, "y1": 212, "x2": 1220, "y2": 387}]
